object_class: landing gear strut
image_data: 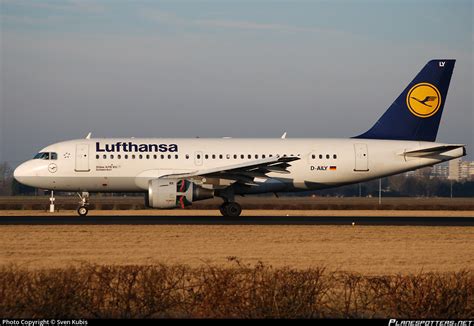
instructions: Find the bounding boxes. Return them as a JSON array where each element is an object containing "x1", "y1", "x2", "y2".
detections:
[
  {"x1": 77, "y1": 192, "x2": 90, "y2": 216},
  {"x1": 219, "y1": 202, "x2": 242, "y2": 217}
]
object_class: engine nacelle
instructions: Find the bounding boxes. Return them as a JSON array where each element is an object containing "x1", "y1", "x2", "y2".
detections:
[{"x1": 147, "y1": 179, "x2": 214, "y2": 208}]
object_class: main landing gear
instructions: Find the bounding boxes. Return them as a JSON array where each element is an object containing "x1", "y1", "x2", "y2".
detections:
[
  {"x1": 77, "y1": 192, "x2": 90, "y2": 216},
  {"x1": 216, "y1": 188, "x2": 242, "y2": 217},
  {"x1": 219, "y1": 202, "x2": 242, "y2": 217}
]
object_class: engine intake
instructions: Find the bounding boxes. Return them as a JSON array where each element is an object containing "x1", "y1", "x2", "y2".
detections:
[{"x1": 147, "y1": 179, "x2": 214, "y2": 208}]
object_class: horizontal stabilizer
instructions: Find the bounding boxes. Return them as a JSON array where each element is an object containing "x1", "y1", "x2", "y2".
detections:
[{"x1": 402, "y1": 144, "x2": 465, "y2": 157}]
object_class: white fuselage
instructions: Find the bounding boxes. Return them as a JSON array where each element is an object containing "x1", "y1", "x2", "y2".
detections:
[{"x1": 14, "y1": 138, "x2": 465, "y2": 194}]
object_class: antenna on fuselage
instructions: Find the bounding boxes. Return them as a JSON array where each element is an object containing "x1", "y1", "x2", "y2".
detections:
[
  {"x1": 85, "y1": 132, "x2": 92, "y2": 139},
  {"x1": 281, "y1": 132, "x2": 287, "y2": 139}
]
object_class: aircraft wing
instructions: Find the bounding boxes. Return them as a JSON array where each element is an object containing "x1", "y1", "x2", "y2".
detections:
[{"x1": 160, "y1": 156, "x2": 300, "y2": 186}]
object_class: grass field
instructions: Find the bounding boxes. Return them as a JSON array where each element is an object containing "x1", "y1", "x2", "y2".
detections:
[
  {"x1": 2, "y1": 196, "x2": 473, "y2": 318},
  {"x1": 1, "y1": 224, "x2": 473, "y2": 274}
]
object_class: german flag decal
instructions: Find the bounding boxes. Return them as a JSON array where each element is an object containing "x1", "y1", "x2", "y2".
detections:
[{"x1": 329, "y1": 166, "x2": 337, "y2": 171}]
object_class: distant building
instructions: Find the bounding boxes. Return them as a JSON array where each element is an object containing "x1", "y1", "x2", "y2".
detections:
[
  {"x1": 448, "y1": 158, "x2": 461, "y2": 181},
  {"x1": 431, "y1": 163, "x2": 449, "y2": 179},
  {"x1": 448, "y1": 158, "x2": 474, "y2": 181},
  {"x1": 405, "y1": 160, "x2": 474, "y2": 181}
]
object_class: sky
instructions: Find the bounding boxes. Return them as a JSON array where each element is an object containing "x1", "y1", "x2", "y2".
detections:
[{"x1": 1, "y1": 0, "x2": 473, "y2": 167}]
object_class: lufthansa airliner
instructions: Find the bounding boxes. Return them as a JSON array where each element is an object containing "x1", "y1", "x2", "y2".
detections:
[{"x1": 14, "y1": 60, "x2": 465, "y2": 216}]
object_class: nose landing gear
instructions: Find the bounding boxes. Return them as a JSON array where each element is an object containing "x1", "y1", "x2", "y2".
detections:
[{"x1": 77, "y1": 192, "x2": 90, "y2": 216}]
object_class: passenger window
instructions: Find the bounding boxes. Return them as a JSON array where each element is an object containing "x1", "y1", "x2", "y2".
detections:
[
  {"x1": 248, "y1": 154, "x2": 251, "y2": 159},
  {"x1": 168, "y1": 154, "x2": 171, "y2": 159},
  {"x1": 255, "y1": 154, "x2": 258, "y2": 159},
  {"x1": 185, "y1": 154, "x2": 189, "y2": 159},
  {"x1": 118, "y1": 155, "x2": 121, "y2": 159},
  {"x1": 175, "y1": 154, "x2": 178, "y2": 159},
  {"x1": 161, "y1": 154, "x2": 164, "y2": 159},
  {"x1": 138, "y1": 155, "x2": 142, "y2": 159},
  {"x1": 96, "y1": 155, "x2": 99, "y2": 159},
  {"x1": 212, "y1": 154, "x2": 216, "y2": 159},
  {"x1": 241, "y1": 154, "x2": 244, "y2": 159},
  {"x1": 219, "y1": 154, "x2": 223, "y2": 159},
  {"x1": 125, "y1": 155, "x2": 128, "y2": 159},
  {"x1": 312, "y1": 154, "x2": 315, "y2": 159},
  {"x1": 50, "y1": 153, "x2": 57, "y2": 160},
  {"x1": 146, "y1": 154, "x2": 150, "y2": 159},
  {"x1": 205, "y1": 154, "x2": 209, "y2": 159},
  {"x1": 333, "y1": 154, "x2": 337, "y2": 159},
  {"x1": 319, "y1": 154, "x2": 323, "y2": 159},
  {"x1": 110, "y1": 155, "x2": 114, "y2": 159},
  {"x1": 132, "y1": 155, "x2": 136, "y2": 159},
  {"x1": 103, "y1": 154, "x2": 107, "y2": 159},
  {"x1": 197, "y1": 154, "x2": 201, "y2": 159},
  {"x1": 226, "y1": 154, "x2": 230, "y2": 159},
  {"x1": 262, "y1": 154, "x2": 266, "y2": 159},
  {"x1": 326, "y1": 154, "x2": 330, "y2": 159}
]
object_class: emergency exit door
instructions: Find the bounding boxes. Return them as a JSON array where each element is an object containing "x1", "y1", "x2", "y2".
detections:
[
  {"x1": 354, "y1": 143, "x2": 369, "y2": 171},
  {"x1": 75, "y1": 144, "x2": 90, "y2": 172}
]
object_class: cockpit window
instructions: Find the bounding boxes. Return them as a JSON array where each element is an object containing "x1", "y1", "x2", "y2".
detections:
[
  {"x1": 34, "y1": 152, "x2": 47, "y2": 159},
  {"x1": 33, "y1": 152, "x2": 57, "y2": 160}
]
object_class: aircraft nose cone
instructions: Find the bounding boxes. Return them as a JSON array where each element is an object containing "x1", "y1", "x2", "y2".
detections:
[{"x1": 14, "y1": 163, "x2": 29, "y2": 184}]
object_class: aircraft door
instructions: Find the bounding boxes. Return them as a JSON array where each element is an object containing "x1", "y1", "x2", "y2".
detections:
[
  {"x1": 194, "y1": 151, "x2": 203, "y2": 166},
  {"x1": 75, "y1": 144, "x2": 90, "y2": 172},
  {"x1": 354, "y1": 143, "x2": 369, "y2": 171}
]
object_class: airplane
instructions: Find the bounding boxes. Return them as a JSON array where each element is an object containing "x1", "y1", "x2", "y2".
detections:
[{"x1": 13, "y1": 59, "x2": 466, "y2": 217}]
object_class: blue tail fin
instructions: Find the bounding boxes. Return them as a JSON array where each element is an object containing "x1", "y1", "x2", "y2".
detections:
[{"x1": 354, "y1": 59, "x2": 455, "y2": 141}]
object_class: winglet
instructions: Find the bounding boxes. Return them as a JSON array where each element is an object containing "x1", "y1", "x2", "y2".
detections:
[
  {"x1": 85, "y1": 132, "x2": 92, "y2": 139},
  {"x1": 281, "y1": 132, "x2": 287, "y2": 139}
]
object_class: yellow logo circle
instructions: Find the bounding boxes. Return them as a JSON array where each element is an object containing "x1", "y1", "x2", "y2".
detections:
[{"x1": 406, "y1": 83, "x2": 441, "y2": 118}]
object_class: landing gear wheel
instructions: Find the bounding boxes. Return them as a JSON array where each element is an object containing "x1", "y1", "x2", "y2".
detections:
[
  {"x1": 219, "y1": 203, "x2": 228, "y2": 216},
  {"x1": 220, "y1": 202, "x2": 242, "y2": 217},
  {"x1": 77, "y1": 206, "x2": 88, "y2": 216}
]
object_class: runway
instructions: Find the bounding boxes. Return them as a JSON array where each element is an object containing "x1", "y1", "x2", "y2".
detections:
[{"x1": 1, "y1": 215, "x2": 473, "y2": 226}]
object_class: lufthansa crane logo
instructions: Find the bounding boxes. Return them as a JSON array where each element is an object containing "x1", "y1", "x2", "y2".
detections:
[
  {"x1": 406, "y1": 83, "x2": 441, "y2": 118},
  {"x1": 48, "y1": 163, "x2": 58, "y2": 173}
]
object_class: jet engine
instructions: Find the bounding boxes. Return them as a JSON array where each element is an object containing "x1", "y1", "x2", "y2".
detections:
[{"x1": 147, "y1": 179, "x2": 214, "y2": 208}]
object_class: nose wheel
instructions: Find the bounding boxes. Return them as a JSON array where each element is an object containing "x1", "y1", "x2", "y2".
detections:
[
  {"x1": 77, "y1": 206, "x2": 89, "y2": 216},
  {"x1": 219, "y1": 202, "x2": 242, "y2": 217},
  {"x1": 77, "y1": 192, "x2": 90, "y2": 216}
]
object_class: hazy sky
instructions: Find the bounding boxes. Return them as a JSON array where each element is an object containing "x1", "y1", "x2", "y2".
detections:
[{"x1": 1, "y1": 0, "x2": 473, "y2": 167}]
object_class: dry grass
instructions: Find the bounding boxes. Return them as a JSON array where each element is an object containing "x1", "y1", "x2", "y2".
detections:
[
  {"x1": 1, "y1": 225, "x2": 473, "y2": 274},
  {"x1": 0, "y1": 263, "x2": 472, "y2": 318}
]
